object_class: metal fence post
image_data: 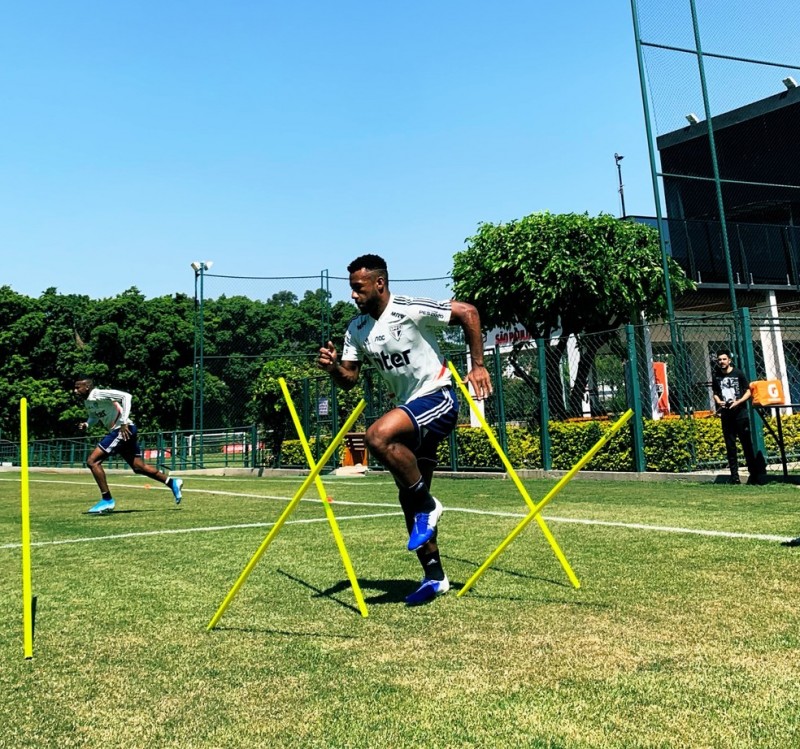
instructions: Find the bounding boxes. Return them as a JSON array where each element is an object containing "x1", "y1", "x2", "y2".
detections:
[
  {"x1": 330, "y1": 379, "x2": 339, "y2": 469},
  {"x1": 493, "y1": 345, "x2": 508, "y2": 455},
  {"x1": 320, "y1": 269, "x2": 330, "y2": 345},
  {"x1": 537, "y1": 338, "x2": 552, "y2": 470},
  {"x1": 737, "y1": 307, "x2": 767, "y2": 461},
  {"x1": 302, "y1": 378, "x2": 310, "y2": 439},
  {"x1": 625, "y1": 325, "x2": 647, "y2": 472}
]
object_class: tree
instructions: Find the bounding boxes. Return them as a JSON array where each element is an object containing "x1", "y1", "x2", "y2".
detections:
[
  {"x1": 452, "y1": 212, "x2": 694, "y2": 417},
  {"x1": 251, "y1": 358, "x2": 321, "y2": 465}
]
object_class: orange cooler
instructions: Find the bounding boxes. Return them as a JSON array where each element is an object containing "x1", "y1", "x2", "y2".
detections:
[{"x1": 750, "y1": 379, "x2": 785, "y2": 406}]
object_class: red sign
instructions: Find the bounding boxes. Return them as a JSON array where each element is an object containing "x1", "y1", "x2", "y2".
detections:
[{"x1": 653, "y1": 362, "x2": 669, "y2": 414}]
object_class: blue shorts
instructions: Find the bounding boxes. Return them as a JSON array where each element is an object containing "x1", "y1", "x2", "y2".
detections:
[
  {"x1": 97, "y1": 424, "x2": 142, "y2": 460},
  {"x1": 398, "y1": 387, "x2": 459, "y2": 461}
]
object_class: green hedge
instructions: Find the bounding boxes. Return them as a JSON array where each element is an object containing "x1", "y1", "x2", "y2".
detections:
[
  {"x1": 277, "y1": 414, "x2": 800, "y2": 472},
  {"x1": 278, "y1": 435, "x2": 334, "y2": 467}
]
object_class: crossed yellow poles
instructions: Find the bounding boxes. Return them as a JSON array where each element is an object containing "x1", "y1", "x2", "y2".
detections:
[
  {"x1": 18, "y1": 372, "x2": 632, "y2": 656},
  {"x1": 207, "y1": 367, "x2": 633, "y2": 627},
  {"x1": 207, "y1": 380, "x2": 368, "y2": 629},
  {"x1": 447, "y1": 362, "x2": 633, "y2": 596}
]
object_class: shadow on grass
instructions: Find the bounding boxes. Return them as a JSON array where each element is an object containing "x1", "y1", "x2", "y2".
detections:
[
  {"x1": 211, "y1": 624, "x2": 357, "y2": 639},
  {"x1": 81, "y1": 508, "x2": 175, "y2": 516},
  {"x1": 279, "y1": 570, "x2": 435, "y2": 606},
  {"x1": 441, "y1": 553, "x2": 573, "y2": 589},
  {"x1": 712, "y1": 473, "x2": 800, "y2": 486}
]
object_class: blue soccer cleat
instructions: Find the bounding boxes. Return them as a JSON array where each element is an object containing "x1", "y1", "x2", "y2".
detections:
[
  {"x1": 169, "y1": 477, "x2": 184, "y2": 505},
  {"x1": 405, "y1": 575, "x2": 450, "y2": 606},
  {"x1": 88, "y1": 498, "x2": 115, "y2": 514},
  {"x1": 407, "y1": 497, "x2": 443, "y2": 551}
]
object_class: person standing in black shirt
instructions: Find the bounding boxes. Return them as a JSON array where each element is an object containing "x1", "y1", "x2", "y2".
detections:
[{"x1": 711, "y1": 351, "x2": 764, "y2": 485}]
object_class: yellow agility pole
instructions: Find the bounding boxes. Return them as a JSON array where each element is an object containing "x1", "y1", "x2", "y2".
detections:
[
  {"x1": 20, "y1": 398, "x2": 33, "y2": 659},
  {"x1": 459, "y1": 408, "x2": 634, "y2": 596},
  {"x1": 279, "y1": 378, "x2": 368, "y2": 618},
  {"x1": 447, "y1": 361, "x2": 580, "y2": 590},
  {"x1": 207, "y1": 399, "x2": 366, "y2": 630}
]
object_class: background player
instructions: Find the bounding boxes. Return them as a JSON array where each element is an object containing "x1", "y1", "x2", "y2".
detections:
[{"x1": 74, "y1": 376, "x2": 184, "y2": 514}]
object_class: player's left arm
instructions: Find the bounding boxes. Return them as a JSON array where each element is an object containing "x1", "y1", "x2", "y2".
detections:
[{"x1": 449, "y1": 300, "x2": 493, "y2": 399}]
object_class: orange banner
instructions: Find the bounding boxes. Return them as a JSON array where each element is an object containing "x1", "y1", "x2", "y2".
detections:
[{"x1": 653, "y1": 361, "x2": 669, "y2": 414}]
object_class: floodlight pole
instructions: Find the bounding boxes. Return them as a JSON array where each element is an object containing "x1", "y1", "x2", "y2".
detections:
[
  {"x1": 615, "y1": 153, "x2": 627, "y2": 218},
  {"x1": 191, "y1": 261, "x2": 213, "y2": 467},
  {"x1": 688, "y1": 0, "x2": 737, "y2": 316},
  {"x1": 629, "y1": 0, "x2": 676, "y2": 328}
]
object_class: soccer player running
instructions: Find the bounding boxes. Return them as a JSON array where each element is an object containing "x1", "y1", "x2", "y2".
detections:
[
  {"x1": 73, "y1": 377, "x2": 184, "y2": 514},
  {"x1": 318, "y1": 254, "x2": 492, "y2": 605}
]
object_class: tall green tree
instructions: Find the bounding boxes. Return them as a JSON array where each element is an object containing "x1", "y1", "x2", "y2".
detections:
[
  {"x1": 251, "y1": 358, "x2": 321, "y2": 465},
  {"x1": 452, "y1": 212, "x2": 694, "y2": 416}
]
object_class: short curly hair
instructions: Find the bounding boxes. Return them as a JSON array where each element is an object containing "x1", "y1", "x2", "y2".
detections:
[{"x1": 347, "y1": 254, "x2": 388, "y2": 280}]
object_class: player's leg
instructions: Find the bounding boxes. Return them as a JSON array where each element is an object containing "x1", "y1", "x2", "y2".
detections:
[
  {"x1": 86, "y1": 438, "x2": 116, "y2": 514},
  {"x1": 396, "y1": 388, "x2": 458, "y2": 552},
  {"x1": 401, "y1": 390, "x2": 458, "y2": 605},
  {"x1": 736, "y1": 419, "x2": 762, "y2": 484},
  {"x1": 86, "y1": 446, "x2": 111, "y2": 494},
  {"x1": 721, "y1": 418, "x2": 740, "y2": 483},
  {"x1": 367, "y1": 408, "x2": 439, "y2": 540},
  {"x1": 120, "y1": 425, "x2": 184, "y2": 504},
  {"x1": 367, "y1": 408, "x2": 426, "y2": 487},
  {"x1": 403, "y1": 446, "x2": 450, "y2": 605}
]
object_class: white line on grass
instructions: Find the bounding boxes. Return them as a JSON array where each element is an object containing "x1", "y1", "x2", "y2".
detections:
[
  {"x1": 1, "y1": 477, "x2": 793, "y2": 546},
  {"x1": 0, "y1": 512, "x2": 404, "y2": 550},
  {"x1": 0, "y1": 507, "x2": 793, "y2": 551},
  {"x1": 543, "y1": 515, "x2": 792, "y2": 543},
  {"x1": 0, "y1": 477, "x2": 393, "y2": 504}
]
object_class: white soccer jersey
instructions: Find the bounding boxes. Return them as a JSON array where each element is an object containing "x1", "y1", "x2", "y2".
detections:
[
  {"x1": 85, "y1": 388, "x2": 133, "y2": 431},
  {"x1": 342, "y1": 294, "x2": 452, "y2": 405}
]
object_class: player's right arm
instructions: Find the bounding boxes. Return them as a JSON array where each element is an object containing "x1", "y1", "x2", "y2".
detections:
[{"x1": 318, "y1": 341, "x2": 360, "y2": 390}]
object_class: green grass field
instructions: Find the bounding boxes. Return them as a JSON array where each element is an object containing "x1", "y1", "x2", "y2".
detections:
[{"x1": 2, "y1": 470, "x2": 800, "y2": 748}]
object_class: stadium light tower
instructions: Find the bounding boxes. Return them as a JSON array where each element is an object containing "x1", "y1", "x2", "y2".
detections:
[
  {"x1": 191, "y1": 261, "x2": 213, "y2": 466},
  {"x1": 614, "y1": 153, "x2": 626, "y2": 218}
]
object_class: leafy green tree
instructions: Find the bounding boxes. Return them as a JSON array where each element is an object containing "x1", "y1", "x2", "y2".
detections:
[
  {"x1": 251, "y1": 358, "x2": 320, "y2": 465},
  {"x1": 0, "y1": 280, "x2": 360, "y2": 442},
  {"x1": 452, "y1": 212, "x2": 694, "y2": 416},
  {"x1": 78, "y1": 289, "x2": 194, "y2": 431}
]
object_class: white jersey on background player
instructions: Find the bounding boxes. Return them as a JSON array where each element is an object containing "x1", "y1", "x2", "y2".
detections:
[
  {"x1": 73, "y1": 377, "x2": 184, "y2": 515},
  {"x1": 341, "y1": 294, "x2": 452, "y2": 405},
  {"x1": 83, "y1": 387, "x2": 133, "y2": 431}
]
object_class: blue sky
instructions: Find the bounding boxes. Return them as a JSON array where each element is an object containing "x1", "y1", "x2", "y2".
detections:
[{"x1": 0, "y1": 2, "x2": 738, "y2": 299}]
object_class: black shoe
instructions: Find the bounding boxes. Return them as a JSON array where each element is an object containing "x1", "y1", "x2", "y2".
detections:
[
  {"x1": 781, "y1": 536, "x2": 800, "y2": 548},
  {"x1": 730, "y1": 476, "x2": 741, "y2": 485},
  {"x1": 747, "y1": 473, "x2": 768, "y2": 486}
]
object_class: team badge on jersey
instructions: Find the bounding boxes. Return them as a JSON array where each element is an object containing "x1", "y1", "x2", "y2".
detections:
[{"x1": 389, "y1": 324, "x2": 403, "y2": 341}]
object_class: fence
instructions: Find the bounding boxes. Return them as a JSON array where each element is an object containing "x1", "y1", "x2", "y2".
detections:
[
  {"x1": 8, "y1": 282, "x2": 800, "y2": 475},
  {"x1": 273, "y1": 306, "x2": 800, "y2": 475},
  {"x1": 7, "y1": 427, "x2": 262, "y2": 473},
  {"x1": 630, "y1": 0, "x2": 800, "y2": 317}
]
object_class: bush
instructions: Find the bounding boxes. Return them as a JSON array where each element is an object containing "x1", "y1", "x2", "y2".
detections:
[
  {"x1": 643, "y1": 418, "x2": 697, "y2": 472},
  {"x1": 278, "y1": 412, "x2": 800, "y2": 474},
  {"x1": 436, "y1": 425, "x2": 542, "y2": 469},
  {"x1": 549, "y1": 420, "x2": 633, "y2": 471},
  {"x1": 278, "y1": 436, "x2": 334, "y2": 467}
]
